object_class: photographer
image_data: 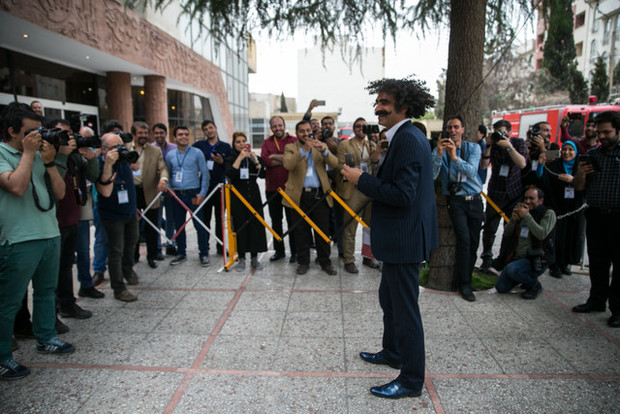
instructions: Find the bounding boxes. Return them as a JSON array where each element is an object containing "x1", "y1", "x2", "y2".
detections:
[
  {"x1": 572, "y1": 110, "x2": 620, "y2": 328},
  {"x1": 1, "y1": 103, "x2": 74, "y2": 380},
  {"x1": 479, "y1": 120, "x2": 526, "y2": 273},
  {"x1": 560, "y1": 116, "x2": 599, "y2": 154},
  {"x1": 495, "y1": 187, "x2": 556, "y2": 300},
  {"x1": 432, "y1": 115, "x2": 483, "y2": 302},
  {"x1": 96, "y1": 132, "x2": 141, "y2": 302}
]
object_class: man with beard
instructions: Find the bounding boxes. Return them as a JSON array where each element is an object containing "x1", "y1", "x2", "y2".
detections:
[{"x1": 560, "y1": 116, "x2": 600, "y2": 154}]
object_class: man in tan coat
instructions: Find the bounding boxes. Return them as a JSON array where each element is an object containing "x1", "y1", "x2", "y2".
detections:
[
  {"x1": 130, "y1": 121, "x2": 169, "y2": 269},
  {"x1": 283, "y1": 120, "x2": 339, "y2": 276},
  {"x1": 336, "y1": 117, "x2": 379, "y2": 273}
]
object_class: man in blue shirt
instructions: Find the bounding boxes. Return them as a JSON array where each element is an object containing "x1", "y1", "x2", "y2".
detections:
[
  {"x1": 165, "y1": 126, "x2": 210, "y2": 266},
  {"x1": 433, "y1": 115, "x2": 484, "y2": 302},
  {"x1": 193, "y1": 120, "x2": 231, "y2": 256}
]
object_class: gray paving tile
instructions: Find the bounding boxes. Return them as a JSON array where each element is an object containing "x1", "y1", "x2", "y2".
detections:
[
  {"x1": 201, "y1": 335, "x2": 278, "y2": 371},
  {"x1": 293, "y1": 271, "x2": 342, "y2": 290},
  {"x1": 234, "y1": 290, "x2": 291, "y2": 311},
  {"x1": 342, "y1": 310, "x2": 384, "y2": 337},
  {"x1": 282, "y1": 311, "x2": 344, "y2": 337},
  {"x1": 548, "y1": 336, "x2": 620, "y2": 375},
  {"x1": 288, "y1": 291, "x2": 342, "y2": 312},
  {"x1": 126, "y1": 333, "x2": 208, "y2": 367},
  {"x1": 153, "y1": 308, "x2": 222, "y2": 335},
  {"x1": 128, "y1": 288, "x2": 189, "y2": 309},
  {"x1": 193, "y1": 271, "x2": 248, "y2": 289},
  {"x1": 341, "y1": 291, "x2": 380, "y2": 313},
  {"x1": 344, "y1": 336, "x2": 396, "y2": 374},
  {"x1": 426, "y1": 335, "x2": 503, "y2": 375},
  {"x1": 174, "y1": 290, "x2": 236, "y2": 310},
  {"x1": 271, "y1": 336, "x2": 346, "y2": 372},
  {"x1": 423, "y1": 310, "x2": 479, "y2": 339},
  {"x1": 432, "y1": 378, "x2": 525, "y2": 413},
  {"x1": 346, "y1": 377, "x2": 436, "y2": 413},
  {"x1": 244, "y1": 270, "x2": 296, "y2": 290},
  {"x1": 96, "y1": 307, "x2": 171, "y2": 333},
  {"x1": 219, "y1": 310, "x2": 286, "y2": 336}
]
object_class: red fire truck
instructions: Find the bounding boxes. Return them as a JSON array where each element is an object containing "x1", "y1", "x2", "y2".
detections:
[{"x1": 491, "y1": 98, "x2": 620, "y2": 145}]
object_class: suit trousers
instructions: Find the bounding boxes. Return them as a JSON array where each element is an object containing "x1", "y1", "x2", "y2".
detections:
[
  {"x1": 379, "y1": 262, "x2": 425, "y2": 391},
  {"x1": 57, "y1": 224, "x2": 79, "y2": 310},
  {"x1": 447, "y1": 196, "x2": 483, "y2": 288},
  {"x1": 266, "y1": 191, "x2": 296, "y2": 256},
  {"x1": 342, "y1": 189, "x2": 371, "y2": 265},
  {"x1": 294, "y1": 189, "x2": 332, "y2": 267}
]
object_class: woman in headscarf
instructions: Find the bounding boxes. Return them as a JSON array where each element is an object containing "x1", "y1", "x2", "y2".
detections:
[{"x1": 541, "y1": 140, "x2": 585, "y2": 278}]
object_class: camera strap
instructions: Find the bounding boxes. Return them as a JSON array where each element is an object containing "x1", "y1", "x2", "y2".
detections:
[{"x1": 31, "y1": 172, "x2": 55, "y2": 212}]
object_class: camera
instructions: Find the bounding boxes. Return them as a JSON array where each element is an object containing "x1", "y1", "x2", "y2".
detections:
[
  {"x1": 26, "y1": 127, "x2": 70, "y2": 150},
  {"x1": 321, "y1": 128, "x2": 333, "y2": 139},
  {"x1": 529, "y1": 124, "x2": 541, "y2": 136},
  {"x1": 448, "y1": 182, "x2": 462, "y2": 195},
  {"x1": 72, "y1": 133, "x2": 102, "y2": 149},
  {"x1": 578, "y1": 154, "x2": 601, "y2": 172},
  {"x1": 115, "y1": 131, "x2": 133, "y2": 144},
  {"x1": 527, "y1": 247, "x2": 545, "y2": 273},
  {"x1": 381, "y1": 141, "x2": 389, "y2": 149},
  {"x1": 491, "y1": 130, "x2": 508, "y2": 144},
  {"x1": 111, "y1": 144, "x2": 139, "y2": 164},
  {"x1": 362, "y1": 124, "x2": 379, "y2": 135}
]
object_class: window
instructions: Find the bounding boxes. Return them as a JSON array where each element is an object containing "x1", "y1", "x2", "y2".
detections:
[
  {"x1": 590, "y1": 39, "x2": 597, "y2": 61},
  {"x1": 575, "y1": 12, "x2": 585, "y2": 28},
  {"x1": 592, "y1": 10, "x2": 599, "y2": 32},
  {"x1": 576, "y1": 42, "x2": 583, "y2": 57}
]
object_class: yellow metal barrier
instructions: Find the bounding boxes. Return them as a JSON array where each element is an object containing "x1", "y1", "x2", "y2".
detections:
[
  {"x1": 223, "y1": 184, "x2": 238, "y2": 271},
  {"x1": 327, "y1": 189, "x2": 368, "y2": 228},
  {"x1": 277, "y1": 187, "x2": 331, "y2": 243},
  {"x1": 481, "y1": 191, "x2": 510, "y2": 223},
  {"x1": 228, "y1": 185, "x2": 282, "y2": 242}
]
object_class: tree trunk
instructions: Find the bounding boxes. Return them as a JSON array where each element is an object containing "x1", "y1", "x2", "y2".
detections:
[{"x1": 427, "y1": 0, "x2": 487, "y2": 291}]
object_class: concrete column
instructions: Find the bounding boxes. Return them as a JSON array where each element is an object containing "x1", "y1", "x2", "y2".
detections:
[
  {"x1": 106, "y1": 72, "x2": 133, "y2": 132},
  {"x1": 144, "y1": 75, "x2": 168, "y2": 135}
]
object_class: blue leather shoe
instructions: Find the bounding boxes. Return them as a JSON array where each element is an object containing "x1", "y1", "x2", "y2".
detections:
[
  {"x1": 359, "y1": 351, "x2": 402, "y2": 369},
  {"x1": 370, "y1": 380, "x2": 422, "y2": 399}
]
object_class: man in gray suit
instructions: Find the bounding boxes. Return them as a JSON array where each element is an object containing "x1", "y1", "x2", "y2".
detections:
[{"x1": 342, "y1": 77, "x2": 438, "y2": 399}]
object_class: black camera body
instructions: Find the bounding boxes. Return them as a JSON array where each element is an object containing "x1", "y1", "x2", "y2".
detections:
[
  {"x1": 381, "y1": 141, "x2": 389, "y2": 149},
  {"x1": 321, "y1": 128, "x2": 333, "y2": 139},
  {"x1": 529, "y1": 124, "x2": 541, "y2": 136},
  {"x1": 491, "y1": 130, "x2": 509, "y2": 144},
  {"x1": 117, "y1": 131, "x2": 133, "y2": 144},
  {"x1": 72, "y1": 133, "x2": 102, "y2": 149},
  {"x1": 448, "y1": 182, "x2": 462, "y2": 195},
  {"x1": 28, "y1": 127, "x2": 70, "y2": 150},
  {"x1": 362, "y1": 124, "x2": 379, "y2": 135},
  {"x1": 527, "y1": 247, "x2": 545, "y2": 273},
  {"x1": 112, "y1": 145, "x2": 139, "y2": 164}
]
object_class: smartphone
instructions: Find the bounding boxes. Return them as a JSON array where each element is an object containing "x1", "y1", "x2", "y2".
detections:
[
  {"x1": 245, "y1": 144, "x2": 251, "y2": 151},
  {"x1": 381, "y1": 141, "x2": 389, "y2": 149},
  {"x1": 316, "y1": 100, "x2": 326, "y2": 106},
  {"x1": 344, "y1": 152, "x2": 355, "y2": 167}
]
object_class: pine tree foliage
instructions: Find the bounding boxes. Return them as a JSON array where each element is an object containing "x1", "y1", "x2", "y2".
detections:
[
  {"x1": 590, "y1": 55, "x2": 610, "y2": 102},
  {"x1": 541, "y1": 0, "x2": 576, "y2": 87}
]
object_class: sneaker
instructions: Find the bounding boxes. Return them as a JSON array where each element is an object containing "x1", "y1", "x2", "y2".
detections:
[
  {"x1": 251, "y1": 258, "x2": 263, "y2": 270},
  {"x1": 36, "y1": 337, "x2": 75, "y2": 355},
  {"x1": 55, "y1": 317, "x2": 70, "y2": 334},
  {"x1": 170, "y1": 255, "x2": 187, "y2": 265},
  {"x1": 114, "y1": 289, "x2": 137, "y2": 302},
  {"x1": 124, "y1": 270, "x2": 139, "y2": 285},
  {"x1": 200, "y1": 256, "x2": 210, "y2": 267},
  {"x1": 78, "y1": 286, "x2": 105, "y2": 299},
  {"x1": 58, "y1": 303, "x2": 92, "y2": 319},
  {"x1": 0, "y1": 359, "x2": 30, "y2": 380},
  {"x1": 234, "y1": 258, "x2": 246, "y2": 272}
]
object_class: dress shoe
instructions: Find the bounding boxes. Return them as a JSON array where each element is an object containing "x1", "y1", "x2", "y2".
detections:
[
  {"x1": 521, "y1": 282, "x2": 542, "y2": 300},
  {"x1": 58, "y1": 303, "x2": 92, "y2": 319},
  {"x1": 92, "y1": 272, "x2": 105, "y2": 286},
  {"x1": 155, "y1": 252, "x2": 165, "y2": 261},
  {"x1": 55, "y1": 317, "x2": 70, "y2": 334},
  {"x1": 270, "y1": 252, "x2": 285, "y2": 262},
  {"x1": 344, "y1": 263, "x2": 359, "y2": 274},
  {"x1": 359, "y1": 351, "x2": 402, "y2": 369},
  {"x1": 114, "y1": 289, "x2": 137, "y2": 302},
  {"x1": 297, "y1": 264, "x2": 309, "y2": 275},
  {"x1": 200, "y1": 256, "x2": 210, "y2": 267},
  {"x1": 460, "y1": 287, "x2": 476, "y2": 302},
  {"x1": 165, "y1": 246, "x2": 177, "y2": 256},
  {"x1": 362, "y1": 257, "x2": 380, "y2": 269},
  {"x1": 572, "y1": 302, "x2": 606, "y2": 313},
  {"x1": 78, "y1": 286, "x2": 105, "y2": 299},
  {"x1": 370, "y1": 380, "x2": 421, "y2": 399},
  {"x1": 478, "y1": 257, "x2": 492, "y2": 274},
  {"x1": 548, "y1": 265, "x2": 563, "y2": 279},
  {"x1": 170, "y1": 255, "x2": 187, "y2": 265},
  {"x1": 148, "y1": 259, "x2": 158, "y2": 269},
  {"x1": 289, "y1": 253, "x2": 297, "y2": 264},
  {"x1": 125, "y1": 270, "x2": 139, "y2": 285},
  {"x1": 608, "y1": 314, "x2": 620, "y2": 328},
  {"x1": 322, "y1": 265, "x2": 337, "y2": 276},
  {"x1": 560, "y1": 265, "x2": 572, "y2": 275}
]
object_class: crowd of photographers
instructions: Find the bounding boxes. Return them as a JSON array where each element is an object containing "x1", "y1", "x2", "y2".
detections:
[{"x1": 1, "y1": 97, "x2": 618, "y2": 380}]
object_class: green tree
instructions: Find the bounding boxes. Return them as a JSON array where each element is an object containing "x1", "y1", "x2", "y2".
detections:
[
  {"x1": 590, "y1": 55, "x2": 610, "y2": 102},
  {"x1": 541, "y1": 0, "x2": 576, "y2": 88},
  {"x1": 568, "y1": 64, "x2": 588, "y2": 104},
  {"x1": 280, "y1": 92, "x2": 288, "y2": 113}
]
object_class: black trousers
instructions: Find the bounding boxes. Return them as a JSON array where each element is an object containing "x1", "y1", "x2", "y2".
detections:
[
  {"x1": 136, "y1": 188, "x2": 160, "y2": 261},
  {"x1": 481, "y1": 195, "x2": 520, "y2": 260},
  {"x1": 380, "y1": 262, "x2": 424, "y2": 391},
  {"x1": 294, "y1": 189, "x2": 332, "y2": 267},
  {"x1": 57, "y1": 224, "x2": 79, "y2": 310},
  {"x1": 203, "y1": 185, "x2": 223, "y2": 253},
  {"x1": 585, "y1": 208, "x2": 620, "y2": 314},
  {"x1": 448, "y1": 196, "x2": 483, "y2": 288},
  {"x1": 266, "y1": 191, "x2": 296, "y2": 256}
]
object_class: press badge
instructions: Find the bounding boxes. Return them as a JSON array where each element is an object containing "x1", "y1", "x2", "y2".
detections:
[
  {"x1": 240, "y1": 167, "x2": 249, "y2": 179},
  {"x1": 118, "y1": 189, "x2": 129, "y2": 204},
  {"x1": 499, "y1": 165, "x2": 510, "y2": 177},
  {"x1": 520, "y1": 226, "x2": 530, "y2": 238},
  {"x1": 175, "y1": 171, "x2": 183, "y2": 183},
  {"x1": 564, "y1": 187, "x2": 575, "y2": 199},
  {"x1": 531, "y1": 161, "x2": 538, "y2": 171},
  {"x1": 207, "y1": 160, "x2": 215, "y2": 170},
  {"x1": 306, "y1": 167, "x2": 314, "y2": 177},
  {"x1": 360, "y1": 162, "x2": 368, "y2": 173},
  {"x1": 132, "y1": 168, "x2": 141, "y2": 177}
]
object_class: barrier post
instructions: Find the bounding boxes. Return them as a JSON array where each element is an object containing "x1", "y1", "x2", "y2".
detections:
[{"x1": 277, "y1": 188, "x2": 331, "y2": 243}]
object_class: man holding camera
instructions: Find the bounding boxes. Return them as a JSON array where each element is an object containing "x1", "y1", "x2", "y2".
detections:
[
  {"x1": 1, "y1": 103, "x2": 75, "y2": 380},
  {"x1": 336, "y1": 117, "x2": 377, "y2": 273},
  {"x1": 560, "y1": 116, "x2": 599, "y2": 154},
  {"x1": 433, "y1": 116, "x2": 484, "y2": 301},
  {"x1": 96, "y1": 133, "x2": 140, "y2": 302},
  {"x1": 282, "y1": 120, "x2": 339, "y2": 276},
  {"x1": 166, "y1": 126, "x2": 210, "y2": 266},
  {"x1": 261, "y1": 115, "x2": 298, "y2": 263},
  {"x1": 495, "y1": 187, "x2": 556, "y2": 300},
  {"x1": 479, "y1": 120, "x2": 526, "y2": 273},
  {"x1": 572, "y1": 110, "x2": 620, "y2": 328},
  {"x1": 130, "y1": 122, "x2": 169, "y2": 268}
]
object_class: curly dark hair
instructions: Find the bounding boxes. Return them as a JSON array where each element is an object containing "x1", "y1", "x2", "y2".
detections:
[{"x1": 366, "y1": 76, "x2": 435, "y2": 119}]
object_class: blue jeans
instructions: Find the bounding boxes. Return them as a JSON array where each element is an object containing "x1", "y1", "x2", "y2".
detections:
[
  {"x1": 76, "y1": 220, "x2": 94, "y2": 288},
  {"x1": 171, "y1": 190, "x2": 208, "y2": 257},
  {"x1": 495, "y1": 258, "x2": 544, "y2": 292},
  {"x1": 92, "y1": 204, "x2": 108, "y2": 273}
]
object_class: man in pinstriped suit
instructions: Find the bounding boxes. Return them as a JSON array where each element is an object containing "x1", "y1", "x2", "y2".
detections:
[{"x1": 342, "y1": 77, "x2": 438, "y2": 399}]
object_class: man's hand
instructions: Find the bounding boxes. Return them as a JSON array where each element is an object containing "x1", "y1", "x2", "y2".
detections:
[
  {"x1": 494, "y1": 137, "x2": 511, "y2": 150},
  {"x1": 59, "y1": 139, "x2": 76, "y2": 155},
  {"x1": 157, "y1": 179, "x2": 168, "y2": 192},
  {"x1": 211, "y1": 152, "x2": 224, "y2": 165},
  {"x1": 105, "y1": 149, "x2": 119, "y2": 166},
  {"x1": 558, "y1": 173, "x2": 574, "y2": 183},
  {"x1": 311, "y1": 139, "x2": 326, "y2": 153},
  {"x1": 532, "y1": 135, "x2": 546, "y2": 152},
  {"x1": 194, "y1": 194, "x2": 205, "y2": 205},
  {"x1": 561, "y1": 115, "x2": 569, "y2": 129},
  {"x1": 577, "y1": 161, "x2": 595, "y2": 177},
  {"x1": 341, "y1": 164, "x2": 364, "y2": 184},
  {"x1": 78, "y1": 147, "x2": 97, "y2": 160},
  {"x1": 439, "y1": 138, "x2": 457, "y2": 161},
  {"x1": 22, "y1": 129, "x2": 42, "y2": 155},
  {"x1": 306, "y1": 99, "x2": 320, "y2": 113},
  {"x1": 40, "y1": 140, "x2": 57, "y2": 164},
  {"x1": 513, "y1": 203, "x2": 529, "y2": 220},
  {"x1": 303, "y1": 138, "x2": 314, "y2": 152}
]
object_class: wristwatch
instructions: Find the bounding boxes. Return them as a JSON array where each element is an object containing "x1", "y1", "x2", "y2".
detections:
[{"x1": 506, "y1": 147, "x2": 513, "y2": 153}]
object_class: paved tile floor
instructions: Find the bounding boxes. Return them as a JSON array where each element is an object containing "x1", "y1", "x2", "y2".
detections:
[{"x1": 3, "y1": 224, "x2": 619, "y2": 413}]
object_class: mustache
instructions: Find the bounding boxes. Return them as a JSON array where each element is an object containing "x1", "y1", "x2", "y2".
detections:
[{"x1": 375, "y1": 110, "x2": 390, "y2": 117}]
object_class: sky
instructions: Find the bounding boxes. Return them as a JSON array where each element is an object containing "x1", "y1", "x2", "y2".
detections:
[{"x1": 248, "y1": 29, "x2": 451, "y2": 101}]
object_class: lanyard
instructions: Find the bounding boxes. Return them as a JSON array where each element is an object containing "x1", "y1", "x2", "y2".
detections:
[
  {"x1": 176, "y1": 147, "x2": 190, "y2": 169},
  {"x1": 274, "y1": 138, "x2": 281, "y2": 152}
]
